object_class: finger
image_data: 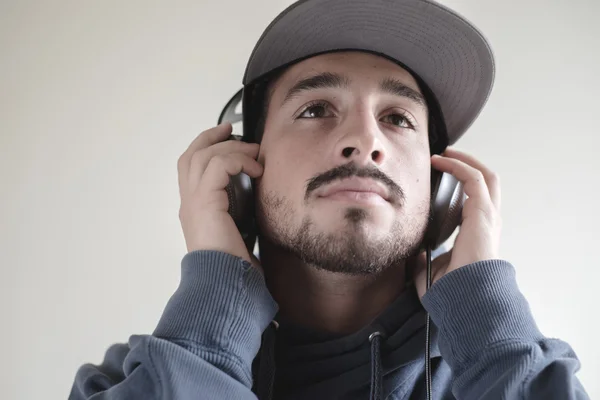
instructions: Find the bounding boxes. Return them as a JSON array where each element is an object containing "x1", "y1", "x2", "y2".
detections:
[
  {"x1": 178, "y1": 123, "x2": 232, "y2": 172},
  {"x1": 177, "y1": 123, "x2": 232, "y2": 195},
  {"x1": 188, "y1": 141, "x2": 260, "y2": 188},
  {"x1": 185, "y1": 122, "x2": 233, "y2": 154},
  {"x1": 198, "y1": 153, "x2": 263, "y2": 194},
  {"x1": 441, "y1": 148, "x2": 501, "y2": 210},
  {"x1": 431, "y1": 154, "x2": 493, "y2": 207}
]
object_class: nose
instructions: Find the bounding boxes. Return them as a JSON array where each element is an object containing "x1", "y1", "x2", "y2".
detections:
[{"x1": 335, "y1": 112, "x2": 386, "y2": 166}]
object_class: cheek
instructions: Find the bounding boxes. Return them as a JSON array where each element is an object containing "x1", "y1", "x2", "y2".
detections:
[
  {"x1": 409, "y1": 170, "x2": 432, "y2": 206},
  {"x1": 410, "y1": 162, "x2": 432, "y2": 206},
  {"x1": 390, "y1": 147, "x2": 432, "y2": 206},
  {"x1": 259, "y1": 145, "x2": 310, "y2": 205}
]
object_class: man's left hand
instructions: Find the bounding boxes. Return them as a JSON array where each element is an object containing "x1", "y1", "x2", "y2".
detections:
[{"x1": 412, "y1": 148, "x2": 502, "y2": 299}]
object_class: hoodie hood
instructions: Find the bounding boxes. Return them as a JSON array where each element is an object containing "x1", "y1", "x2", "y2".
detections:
[{"x1": 252, "y1": 284, "x2": 441, "y2": 399}]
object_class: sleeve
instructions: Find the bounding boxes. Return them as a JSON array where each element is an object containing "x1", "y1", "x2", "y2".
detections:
[
  {"x1": 69, "y1": 250, "x2": 279, "y2": 400},
  {"x1": 421, "y1": 260, "x2": 590, "y2": 400}
]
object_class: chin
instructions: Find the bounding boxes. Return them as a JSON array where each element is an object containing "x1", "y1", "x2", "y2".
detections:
[
  {"x1": 258, "y1": 199, "x2": 426, "y2": 275},
  {"x1": 312, "y1": 205, "x2": 395, "y2": 235}
]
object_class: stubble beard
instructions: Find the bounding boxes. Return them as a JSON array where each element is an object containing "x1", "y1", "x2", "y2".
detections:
[{"x1": 256, "y1": 191, "x2": 430, "y2": 275}]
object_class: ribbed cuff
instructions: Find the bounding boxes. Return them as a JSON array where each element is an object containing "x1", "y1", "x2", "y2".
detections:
[
  {"x1": 421, "y1": 260, "x2": 544, "y2": 372},
  {"x1": 154, "y1": 250, "x2": 278, "y2": 368}
]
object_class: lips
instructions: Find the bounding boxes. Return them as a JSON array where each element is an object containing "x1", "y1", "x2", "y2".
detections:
[{"x1": 317, "y1": 177, "x2": 390, "y2": 202}]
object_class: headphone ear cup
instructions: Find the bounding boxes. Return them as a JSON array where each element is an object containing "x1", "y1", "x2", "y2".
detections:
[
  {"x1": 427, "y1": 171, "x2": 465, "y2": 249},
  {"x1": 219, "y1": 89, "x2": 258, "y2": 254},
  {"x1": 225, "y1": 171, "x2": 257, "y2": 252}
]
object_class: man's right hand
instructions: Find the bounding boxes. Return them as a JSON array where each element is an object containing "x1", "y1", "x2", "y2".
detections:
[{"x1": 177, "y1": 122, "x2": 263, "y2": 264}]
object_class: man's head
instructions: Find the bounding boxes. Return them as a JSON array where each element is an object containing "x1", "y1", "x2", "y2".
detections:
[{"x1": 254, "y1": 51, "x2": 432, "y2": 275}]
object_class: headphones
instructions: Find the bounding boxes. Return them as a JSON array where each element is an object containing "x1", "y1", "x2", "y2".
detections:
[{"x1": 218, "y1": 88, "x2": 465, "y2": 257}]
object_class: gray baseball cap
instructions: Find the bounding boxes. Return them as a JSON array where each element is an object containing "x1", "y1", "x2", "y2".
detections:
[{"x1": 239, "y1": 0, "x2": 495, "y2": 153}]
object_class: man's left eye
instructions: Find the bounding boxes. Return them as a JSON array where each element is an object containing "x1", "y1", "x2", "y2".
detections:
[{"x1": 381, "y1": 114, "x2": 414, "y2": 129}]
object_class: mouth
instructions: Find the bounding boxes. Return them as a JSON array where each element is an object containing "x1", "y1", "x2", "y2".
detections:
[{"x1": 316, "y1": 177, "x2": 391, "y2": 205}]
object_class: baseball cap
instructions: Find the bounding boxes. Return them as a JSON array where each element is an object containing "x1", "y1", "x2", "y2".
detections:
[{"x1": 239, "y1": 0, "x2": 495, "y2": 153}]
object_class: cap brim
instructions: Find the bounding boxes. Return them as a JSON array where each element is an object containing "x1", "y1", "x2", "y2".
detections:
[{"x1": 242, "y1": 0, "x2": 495, "y2": 146}]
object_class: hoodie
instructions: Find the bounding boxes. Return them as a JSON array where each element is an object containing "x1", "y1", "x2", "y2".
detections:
[{"x1": 69, "y1": 251, "x2": 589, "y2": 399}]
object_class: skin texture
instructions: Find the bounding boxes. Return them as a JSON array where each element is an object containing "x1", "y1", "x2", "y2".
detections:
[{"x1": 177, "y1": 51, "x2": 501, "y2": 335}]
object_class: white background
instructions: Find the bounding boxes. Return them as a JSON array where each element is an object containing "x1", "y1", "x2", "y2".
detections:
[{"x1": 1, "y1": 0, "x2": 598, "y2": 398}]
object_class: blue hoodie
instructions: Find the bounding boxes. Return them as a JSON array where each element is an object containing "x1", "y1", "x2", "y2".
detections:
[{"x1": 69, "y1": 251, "x2": 589, "y2": 399}]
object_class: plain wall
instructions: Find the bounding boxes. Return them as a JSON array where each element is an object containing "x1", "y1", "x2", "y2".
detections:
[{"x1": 1, "y1": 0, "x2": 598, "y2": 398}]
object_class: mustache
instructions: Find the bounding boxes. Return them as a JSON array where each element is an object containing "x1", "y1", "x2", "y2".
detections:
[{"x1": 305, "y1": 162, "x2": 405, "y2": 203}]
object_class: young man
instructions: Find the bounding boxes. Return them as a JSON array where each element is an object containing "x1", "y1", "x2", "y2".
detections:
[{"x1": 70, "y1": 0, "x2": 589, "y2": 399}]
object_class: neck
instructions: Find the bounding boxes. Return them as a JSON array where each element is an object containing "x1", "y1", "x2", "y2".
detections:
[{"x1": 258, "y1": 237, "x2": 407, "y2": 335}]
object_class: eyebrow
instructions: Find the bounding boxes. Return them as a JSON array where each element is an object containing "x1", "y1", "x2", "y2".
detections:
[
  {"x1": 280, "y1": 71, "x2": 427, "y2": 110},
  {"x1": 282, "y1": 72, "x2": 350, "y2": 105},
  {"x1": 379, "y1": 77, "x2": 426, "y2": 109}
]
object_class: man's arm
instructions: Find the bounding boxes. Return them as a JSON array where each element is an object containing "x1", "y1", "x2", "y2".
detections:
[
  {"x1": 69, "y1": 250, "x2": 278, "y2": 399},
  {"x1": 422, "y1": 259, "x2": 589, "y2": 399}
]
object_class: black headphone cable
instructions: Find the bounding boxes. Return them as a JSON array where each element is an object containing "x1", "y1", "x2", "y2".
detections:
[{"x1": 425, "y1": 244, "x2": 433, "y2": 400}]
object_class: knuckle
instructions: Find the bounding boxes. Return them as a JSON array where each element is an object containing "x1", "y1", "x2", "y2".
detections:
[
  {"x1": 473, "y1": 170, "x2": 485, "y2": 183},
  {"x1": 178, "y1": 204, "x2": 190, "y2": 222},
  {"x1": 487, "y1": 171, "x2": 500, "y2": 185},
  {"x1": 208, "y1": 153, "x2": 229, "y2": 171},
  {"x1": 211, "y1": 153, "x2": 227, "y2": 164},
  {"x1": 190, "y1": 148, "x2": 208, "y2": 164}
]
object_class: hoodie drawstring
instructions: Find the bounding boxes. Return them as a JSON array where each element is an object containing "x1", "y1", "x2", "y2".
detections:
[
  {"x1": 369, "y1": 331, "x2": 384, "y2": 400},
  {"x1": 257, "y1": 321, "x2": 278, "y2": 400}
]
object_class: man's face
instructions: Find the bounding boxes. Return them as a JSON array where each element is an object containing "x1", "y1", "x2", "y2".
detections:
[{"x1": 255, "y1": 52, "x2": 432, "y2": 275}]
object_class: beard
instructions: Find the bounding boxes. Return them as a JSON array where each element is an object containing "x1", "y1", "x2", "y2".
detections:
[{"x1": 256, "y1": 190, "x2": 431, "y2": 276}]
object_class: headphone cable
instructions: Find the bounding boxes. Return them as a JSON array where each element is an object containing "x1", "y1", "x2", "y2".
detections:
[{"x1": 425, "y1": 244, "x2": 433, "y2": 400}]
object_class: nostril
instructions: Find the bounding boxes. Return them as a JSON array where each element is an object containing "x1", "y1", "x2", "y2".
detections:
[
  {"x1": 371, "y1": 150, "x2": 380, "y2": 161},
  {"x1": 342, "y1": 147, "x2": 354, "y2": 158}
]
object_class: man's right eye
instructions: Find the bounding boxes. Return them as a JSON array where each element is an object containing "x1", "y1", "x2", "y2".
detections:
[{"x1": 298, "y1": 102, "x2": 333, "y2": 119}]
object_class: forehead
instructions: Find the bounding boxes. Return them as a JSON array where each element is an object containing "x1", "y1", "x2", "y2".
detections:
[{"x1": 271, "y1": 51, "x2": 422, "y2": 96}]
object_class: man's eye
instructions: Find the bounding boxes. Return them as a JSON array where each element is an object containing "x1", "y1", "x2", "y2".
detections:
[
  {"x1": 381, "y1": 113, "x2": 414, "y2": 129},
  {"x1": 298, "y1": 103, "x2": 332, "y2": 118}
]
